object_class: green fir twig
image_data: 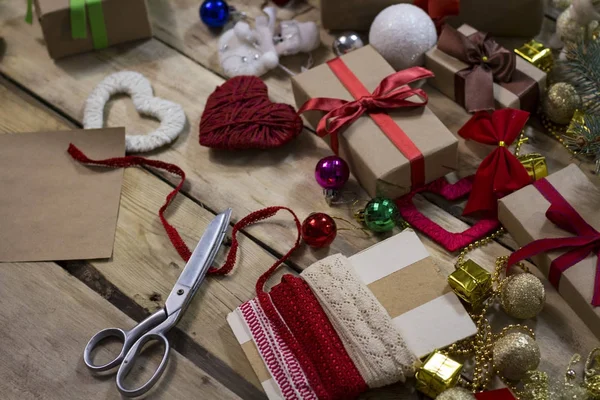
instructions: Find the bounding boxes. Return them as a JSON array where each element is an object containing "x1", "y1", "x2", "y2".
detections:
[
  {"x1": 562, "y1": 113, "x2": 600, "y2": 172},
  {"x1": 564, "y1": 39, "x2": 600, "y2": 113}
]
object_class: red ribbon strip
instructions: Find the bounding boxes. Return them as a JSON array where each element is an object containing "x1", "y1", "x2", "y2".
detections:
[
  {"x1": 507, "y1": 178, "x2": 600, "y2": 306},
  {"x1": 269, "y1": 275, "x2": 367, "y2": 399},
  {"x1": 68, "y1": 144, "x2": 302, "y2": 277},
  {"x1": 458, "y1": 109, "x2": 532, "y2": 216},
  {"x1": 298, "y1": 60, "x2": 431, "y2": 189}
]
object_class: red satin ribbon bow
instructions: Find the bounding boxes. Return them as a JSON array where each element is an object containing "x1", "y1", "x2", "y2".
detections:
[
  {"x1": 508, "y1": 178, "x2": 600, "y2": 306},
  {"x1": 458, "y1": 108, "x2": 531, "y2": 216},
  {"x1": 298, "y1": 66, "x2": 433, "y2": 155}
]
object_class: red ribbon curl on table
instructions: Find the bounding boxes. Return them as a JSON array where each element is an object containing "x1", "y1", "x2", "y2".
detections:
[
  {"x1": 68, "y1": 144, "x2": 302, "y2": 277},
  {"x1": 438, "y1": 25, "x2": 516, "y2": 112},
  {"x1": 298, "y1": 60, "x2": 433, "y2": 189},
  {"x1": 507, "y1": 178, "x2": 600, "y2": 306},
  {"x1": 458, "y1": 109, "x2": 531, "y2": 217}
]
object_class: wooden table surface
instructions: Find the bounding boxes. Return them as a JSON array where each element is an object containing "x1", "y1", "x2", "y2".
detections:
[{"x1": 1, "y1": 0, "x2": 599, "y2": 398}]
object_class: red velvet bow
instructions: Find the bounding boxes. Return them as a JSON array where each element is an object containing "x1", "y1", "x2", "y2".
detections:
[
  {"x1": 508, "y1": 178, "x2": 600, "y2": 306},
  {"x1": 414, "y1": 0, "x2": 460, "y2": 30},
  {"x1": 297, "y1": 66, "x2": 433, "y2": 154},
  {"x1": 458, "y1": 108, "x2": 531, "y2": 216}
]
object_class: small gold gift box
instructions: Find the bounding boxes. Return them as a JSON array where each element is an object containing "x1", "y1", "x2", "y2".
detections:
[
  {"x1": 567, "y1": 109, "x2": 588, "y2": 137},
  {"x1": 448, "y1": 259, "x2": 493, "y2": 307},
  {"x1": 415, "y1": 350, "x2": 463, "y2": 398},
  {"x1": 518, "y1": 153, "x2": 548, "y2": 182},
  {"x1": 515, "y1": 40, "x2": 553, "y2": 72}
]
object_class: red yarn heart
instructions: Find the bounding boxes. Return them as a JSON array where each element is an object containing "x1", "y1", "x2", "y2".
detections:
[{"x1": 199, "y1": 76, "x2": 303, "y2": 150}]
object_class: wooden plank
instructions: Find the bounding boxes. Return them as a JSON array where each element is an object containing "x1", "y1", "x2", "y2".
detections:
[
  {"x1": 148, "y1": 0, "x2": 318, "y2": 105},
  {"x1": 0, "y1": 77, "x2": 287, "y2": 394},
  {"x1": 2, "y1": 2, "x2": 599, "y2": 392},
  {"x1": 0, "y1": 1, "x2": 378, "y2": 267},
  {"x1": 0, "y1": 261, "x2": 240, "y2": 400}
]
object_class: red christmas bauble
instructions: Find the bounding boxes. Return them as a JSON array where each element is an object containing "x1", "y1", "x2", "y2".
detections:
[{"x1": 301, "y1": 213, "x2": 337, "y2": 248}]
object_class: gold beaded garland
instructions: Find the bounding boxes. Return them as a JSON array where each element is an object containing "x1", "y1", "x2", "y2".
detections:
[
  {"x1": 493, "y1": 331, "x2": 541, "y2": 381},
  {"x1": 437, "y1": 387, "x2": 476, "y2": 400},
  {"x1": 501, "y1": 273, "x2": 546, "y2": 319},
  {"x1": 543, "y1": 83, "x2": 583, "y2": 125}
]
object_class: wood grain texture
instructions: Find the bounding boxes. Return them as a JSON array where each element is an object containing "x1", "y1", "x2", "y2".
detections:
[
  {"x1": 0, "y1": 262, "x2": 240, "y2": 400},
  {"x1": 4, "y1": 0, "x2": 597, "y2": 274},
  {"x1": 2, "y1": 0, "x2": 600, "y2": 395},
  {"x1": 0, "y1": 0, "x2": 376, "y2": 268},
  {"x1": 0, "y1": 77, "x2": 287, "y2": 394}
]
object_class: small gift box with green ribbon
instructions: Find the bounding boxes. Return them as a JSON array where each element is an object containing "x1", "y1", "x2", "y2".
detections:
[{"x1": 27, "y1": 0, "x2": 152, "y2": 59}]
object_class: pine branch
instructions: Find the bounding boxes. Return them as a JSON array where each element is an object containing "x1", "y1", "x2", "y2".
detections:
[
  {"x1": 562, "y1": 113, "x2": 600, "y2": 172},
  {"x1": 563, "y1": 39, "x2": 600, "y2": 113}
]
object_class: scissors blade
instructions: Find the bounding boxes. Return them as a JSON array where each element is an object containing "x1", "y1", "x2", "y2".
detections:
[{"x1": 164, "y1": 208, "x2": 231, "y2": 316}]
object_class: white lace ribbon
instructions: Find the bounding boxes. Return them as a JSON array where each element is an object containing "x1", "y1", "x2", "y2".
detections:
[{"x1": 301, "y1": 254, "x2": 418, "y2": 388}]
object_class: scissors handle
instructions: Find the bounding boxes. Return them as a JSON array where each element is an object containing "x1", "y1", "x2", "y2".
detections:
[
  {"x1": 116, "y1": 312, "x2": 178, "y2": 397},
  {"x1": 116, "y1": 332, "x2": 170, "y2": 397},
  {"x1": 83, "y1": 310, "x2": 166, "y2": 372}
]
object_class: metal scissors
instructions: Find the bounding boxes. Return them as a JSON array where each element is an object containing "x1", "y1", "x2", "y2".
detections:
[{"x1": 83, "y1": 209, "x2": 232, "y2": 397}]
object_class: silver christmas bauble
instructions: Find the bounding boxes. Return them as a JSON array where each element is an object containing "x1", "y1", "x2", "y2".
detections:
[
  {"x1": 493, "y1": 332, "x2": 541, "y2": 381},
  {"x1": 501, "y1": 274, "x2": 546, "y2": 319},
  {"x1": 332, "y1": 32, "x2": 364, "y2": 56},
  {"x1": 543, "y1": 82, "x2": 582, "y2": 125},
  {"x1": 437, "y1": 387, "x2": 476, "y2": 400}
]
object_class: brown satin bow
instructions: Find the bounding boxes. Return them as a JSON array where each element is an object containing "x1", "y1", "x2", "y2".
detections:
[{"x1": 437, "y1": 26, "x2": 516, "y2": 112}]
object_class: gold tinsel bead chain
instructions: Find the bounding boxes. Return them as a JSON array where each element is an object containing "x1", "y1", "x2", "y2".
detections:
[
  {"x1": 540, "y1": 114, "x2": 579, "y2": 157},
  {"x1": 455, "y1": 228, "x2": 506, "y2": 268}
]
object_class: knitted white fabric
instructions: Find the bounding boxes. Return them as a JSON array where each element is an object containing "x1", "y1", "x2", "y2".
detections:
[
  {"x1": 301, "y1": 254, "x2": 418, "y2": 388},
  {"x1": 83, "y1": 71, "x2": 186, "y2": 153}
]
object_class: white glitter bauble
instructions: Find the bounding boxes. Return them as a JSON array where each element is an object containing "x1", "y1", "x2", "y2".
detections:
[
  {"x1": 369, "y1": 4, "x2": 437, "y2": 71},
  {"x1": 437, "y1": 387, "x2": 476, "y2": 400}
]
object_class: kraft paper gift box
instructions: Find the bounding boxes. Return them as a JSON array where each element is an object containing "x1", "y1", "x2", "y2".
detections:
[
  {"x1": 292, "y1": 45, "x2": 458, "y2": 199},
  {"x1": 498, "y1": 164, "x2": 600, "y2": 339},
  {"x1": 227, "y1": 230, "x2": 477, "y2": 398},
  {"x1": 424, "y1": 24, "x2": 546, "y2": 114},
  {"x1": 33, "y1": 0, "x2": 152, "y2": 59},
  {"x1": 320, "y1": 0, "x2": 543, "y2": 37}
]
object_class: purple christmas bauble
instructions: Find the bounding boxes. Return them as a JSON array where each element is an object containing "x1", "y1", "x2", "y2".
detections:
[{"x1": 315, "y1": 156, "x2": 350, "y2": 190}]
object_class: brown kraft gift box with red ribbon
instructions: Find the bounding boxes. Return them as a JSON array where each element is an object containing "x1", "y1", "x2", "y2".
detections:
[
  {"x1": 424, "y1": 24, "x2": 547, "y2": 113},
  {"x1": 498, "y1": 164, "x2": 600, "y2": 339},
  {"x1": 292, "y1": 45, "x2": 458, "y2": 199}
]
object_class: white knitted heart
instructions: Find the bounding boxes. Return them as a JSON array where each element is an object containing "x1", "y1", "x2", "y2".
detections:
[{"x1": 84, "y1": 71, "x2": 186, "y2": 153}]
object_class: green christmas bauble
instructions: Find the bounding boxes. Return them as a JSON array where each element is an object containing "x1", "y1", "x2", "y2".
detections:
[{"x1": 363, "y1": 197, "x2": 399, "y2": 232}]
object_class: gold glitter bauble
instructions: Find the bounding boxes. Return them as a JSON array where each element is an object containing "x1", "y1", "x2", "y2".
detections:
[
  {"x1": 437, "y1": 387, "x2": 476, "y2": 400},
  {"x1": 493, "y1": 332, "x2": 541, "y2": 381},
  {"x1": 555, "y1": 384, "x2": 590, "y2": 400},
  {"x1": 586, "y1": 375, "x2": 600, "y2": 399},
  {"x1": 501, "y1": 274, "x2": 546, "y2": 319},
  {"x1": 543, "y1": 83, "x2": 582, "y2": 125},
  {"x1": 552, "y1": 0, "x2": 572, "y2": 10},
  {"x1": 556, "y1": 7, "x2": 599, "y2": 43}
]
